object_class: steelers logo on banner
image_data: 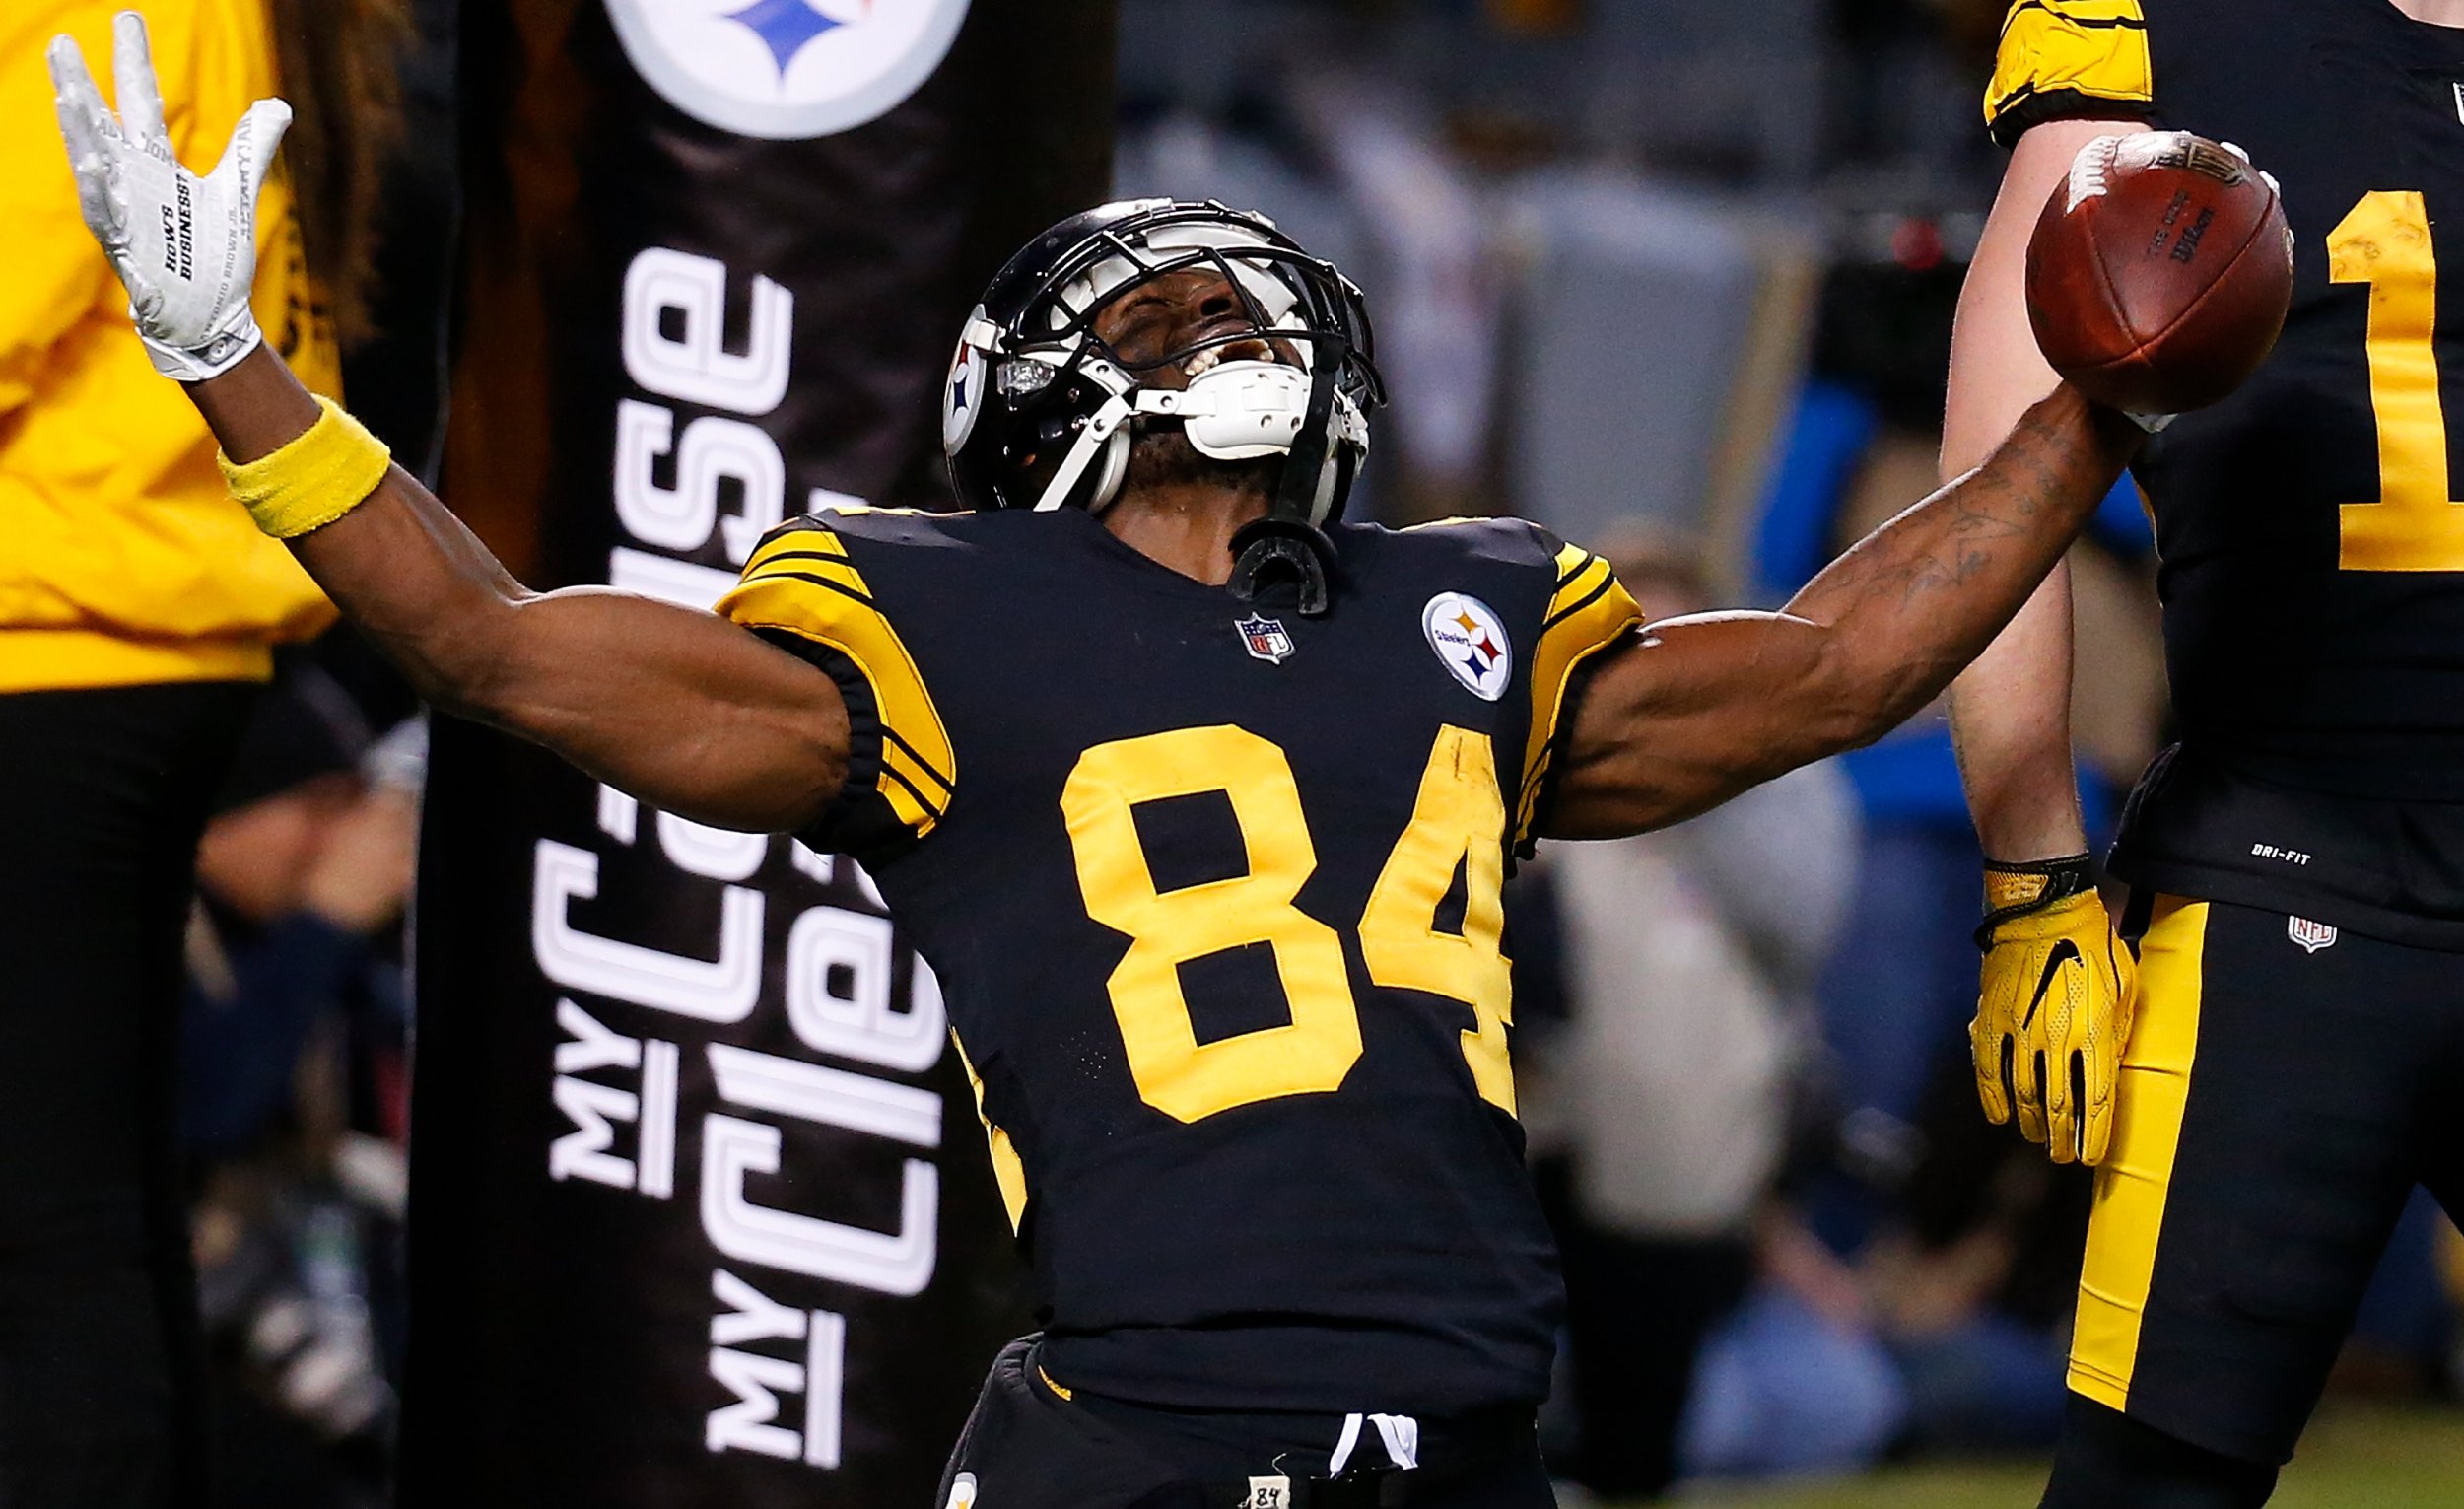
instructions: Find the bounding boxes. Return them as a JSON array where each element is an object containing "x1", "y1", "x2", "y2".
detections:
[
  {"x1": 1422, "y1": 591, "x2": 1513, "y2": 702},
  {"x1": 605, "y1": 0, "x2": 972, "y2": 140}
]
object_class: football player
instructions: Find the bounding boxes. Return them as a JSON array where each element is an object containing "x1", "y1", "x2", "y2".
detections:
[
  {"x1": 1950, "y1": 3, "x2": 2464, "y2": 1506},
  {"x1": 51, "y1": 16, "x2": 2197, "y2": 1506}
]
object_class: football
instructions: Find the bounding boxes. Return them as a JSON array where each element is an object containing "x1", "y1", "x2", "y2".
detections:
[{"x1": 2025, "y1": 132, "x2": 2294, "y2": 416}]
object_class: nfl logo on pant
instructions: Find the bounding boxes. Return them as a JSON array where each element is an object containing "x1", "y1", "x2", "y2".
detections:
[{"x1": 2287, "y1": 916, "x2": 2338, "y2": 954}]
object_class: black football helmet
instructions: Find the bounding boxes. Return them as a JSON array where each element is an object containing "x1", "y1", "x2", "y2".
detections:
[{"x1": 942, "y1": 201, "x2": 1384, "y2": 593}]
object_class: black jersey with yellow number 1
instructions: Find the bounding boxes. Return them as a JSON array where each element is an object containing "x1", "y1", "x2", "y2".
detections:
[
  {"x1": 715, "y1": 506, "x2": 1640, "y2": 1418},
  {"x1": 1991, "y1": 0, "x2": 2464, "y2": 948}
]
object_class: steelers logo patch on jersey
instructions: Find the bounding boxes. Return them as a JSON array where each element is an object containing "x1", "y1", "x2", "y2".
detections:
[
  {"x1": 1423, "y1": 592, "x2": 1513, "y2": 701},
  {"x1": 944, "y1": 1472, "x2": 979, "y2": 1508}
]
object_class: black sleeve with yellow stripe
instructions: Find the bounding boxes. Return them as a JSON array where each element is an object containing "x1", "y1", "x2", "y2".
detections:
[
  {"x1": 1515, "y1": 536, "x2": 1642, "y2": 855},
  {"x1": 716, "y1": 517, "x2": 956, "y2": 866},
  {"x1": 1984, "y1": 0, "x2": 2157, "y2": 149}
]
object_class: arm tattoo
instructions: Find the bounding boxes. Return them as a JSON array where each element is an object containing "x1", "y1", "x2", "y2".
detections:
[{"x1": 1794, "y1": 402, "x2": 2088, "y2": 621}]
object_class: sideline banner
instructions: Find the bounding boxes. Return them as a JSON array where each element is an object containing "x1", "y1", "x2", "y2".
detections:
[{"x1": 405, "y1": 3, "x2": 1115, "y2": 1503}]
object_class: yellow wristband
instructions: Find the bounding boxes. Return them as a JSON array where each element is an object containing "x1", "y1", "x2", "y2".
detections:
[{"x1": 218, "y1": 395, "x2": 392, "y2": 540}]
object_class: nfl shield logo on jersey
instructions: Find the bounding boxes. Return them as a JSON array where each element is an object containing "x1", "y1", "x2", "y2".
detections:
[
  {"x1": 1237, "y1": 613, "x2": 1295, "y2": 664},
  {"x1": 2287, "y1": 916, "x2": 2338, "y2": 953},
  {"x1": 1422, "y1": 592, "x2": 1513, "y2": 701}
]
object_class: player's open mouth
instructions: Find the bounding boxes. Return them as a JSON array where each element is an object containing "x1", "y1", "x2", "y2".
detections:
[{"x1": 1182, "y1": 337, "x2": 1276, "y2": 378}]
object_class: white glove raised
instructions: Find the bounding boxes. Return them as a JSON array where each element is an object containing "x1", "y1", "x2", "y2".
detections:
[{"x1": 48, "y1": 12, "x2": 291, "y2": 382}]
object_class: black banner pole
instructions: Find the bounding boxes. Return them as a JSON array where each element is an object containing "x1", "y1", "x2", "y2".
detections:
[{"x1": 403, "y1": 4, "x2": 1116, "y2": 1503}]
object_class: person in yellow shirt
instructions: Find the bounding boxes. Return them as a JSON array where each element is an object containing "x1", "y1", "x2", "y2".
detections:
[{"x1": 0, "y1": 3, "x2": 399, "y2": 1501}]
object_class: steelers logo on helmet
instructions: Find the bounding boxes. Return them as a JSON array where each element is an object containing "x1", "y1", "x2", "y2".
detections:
[
  {"x1": 942, "y1": 326, "x2": 989, "y2": 452},
  {"x1": 1423, "y1": 592, "x2": 1513, "y2": 702}
]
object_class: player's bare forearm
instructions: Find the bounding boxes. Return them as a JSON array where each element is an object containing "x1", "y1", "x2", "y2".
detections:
[
  {"x1": 187, "y1": 349, "x2": 849, "y2": 831},
  {"x1": 1950, "y1": 570, "x2": 2088, "y2": 857},
  {"x1": 1785, "y1": 384, "x2": 2136, "y2": 736},
  {"x1": 1546, "y1": 386, "x2": 2139, "y2": 838},
  {"x1": 1937, "y1": 118, "x2": 2137, "y2": 860}
]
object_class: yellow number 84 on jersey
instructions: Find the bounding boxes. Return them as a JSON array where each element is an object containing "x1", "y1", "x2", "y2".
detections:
[{"x1": 1061, "y1": 722, "x2": 1515, "y2": 1125}]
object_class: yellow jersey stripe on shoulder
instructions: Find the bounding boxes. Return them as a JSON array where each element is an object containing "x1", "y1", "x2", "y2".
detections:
[
  {"x1": 745, "y1": 533, "x2": 850, "y2": 564},
  {"x1": 717, "y1": 531, "x2": 956, "y2": 840},
  {"x1": 1517, "y1": 544, "x2": 1641, "y2": 844},
  {"x1": 808, "y1": 503, "x2": 953, "y2": 518},
  {"x1": 739, "y1": 540, "x2": 867, "y2": 600},
  {"x1": 1984, "y1": 0, "x2": 2152, "y2": 137}
]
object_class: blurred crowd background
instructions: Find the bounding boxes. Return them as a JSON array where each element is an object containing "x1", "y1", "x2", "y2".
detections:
[{"x1": 84, "y1": 0, "x2": 2464, "y2": 1503}]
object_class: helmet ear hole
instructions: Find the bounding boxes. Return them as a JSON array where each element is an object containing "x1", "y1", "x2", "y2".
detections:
[
  {"x1": 1086, "y1": 430, "x2": 1131, "y2": 513},
  {"x1": 1308, "y1": 445, "x2": 1351, "y2": 527}
]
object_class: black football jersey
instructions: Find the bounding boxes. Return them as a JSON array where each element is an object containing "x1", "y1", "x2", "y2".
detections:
[
  {"x1": 1990, "y1": 0, "x2": 2464, "y2": 945},
  {"x1": 716, "y1": 506, "x2": 1640, "y2": 1415}
]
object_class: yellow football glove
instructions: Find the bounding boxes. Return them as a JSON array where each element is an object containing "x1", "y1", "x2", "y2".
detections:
[{"x1": 1970, "y1": 856, "x2": 2136, "y2": 1166}]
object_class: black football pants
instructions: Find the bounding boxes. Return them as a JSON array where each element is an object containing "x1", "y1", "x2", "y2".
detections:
[
  {"x1": 2041, "y1": 1396, "x2": 2277, "y2": 1509},
  {"x1": 942, "y1": 1338, "x2": 1555, "y2": 1508},
  {"x1": 0, "y1": 682, "x2": 254, "y2": 1509},
  {"x1": 2045, "y1": 892, "x2": 2464, "y2": 1505}
]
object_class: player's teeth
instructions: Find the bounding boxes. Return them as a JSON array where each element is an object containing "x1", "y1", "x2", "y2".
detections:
[{"x1": 1185, "y1": 348, "x2": 1220, "y2": 378}]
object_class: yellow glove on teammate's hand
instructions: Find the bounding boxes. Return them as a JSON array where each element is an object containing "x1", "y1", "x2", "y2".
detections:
[{"x1": 1970, "y1": 856, "x2": 2137, "y2": 1166}]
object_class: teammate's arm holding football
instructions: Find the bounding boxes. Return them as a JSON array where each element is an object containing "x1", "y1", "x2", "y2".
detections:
[
  {"x1": 1945, "y1": 118, "x2": 2133, "y2": 867},
  {"x1": 1941, "y1": 118, "x2": 2150, "y2": 1164},
  {"x1": 47, "y1": 18, "x2": 850, "y2": 834}
]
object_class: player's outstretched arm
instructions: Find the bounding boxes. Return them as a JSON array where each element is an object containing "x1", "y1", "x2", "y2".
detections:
[
  {"x1": 193, "y1": 351, "x2": 850, "y2": 832},
  {"x1": 1545, "y1": 382, "x2": 2141, "y2": 839},
  {"x1": 47, "y1": 18, "x2": 847, "y2": 833}
]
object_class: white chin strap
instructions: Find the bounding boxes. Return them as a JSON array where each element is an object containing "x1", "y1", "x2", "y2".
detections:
[{"x1": 1031, "y1": 361, "x2": 1363, "y2": 515}]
